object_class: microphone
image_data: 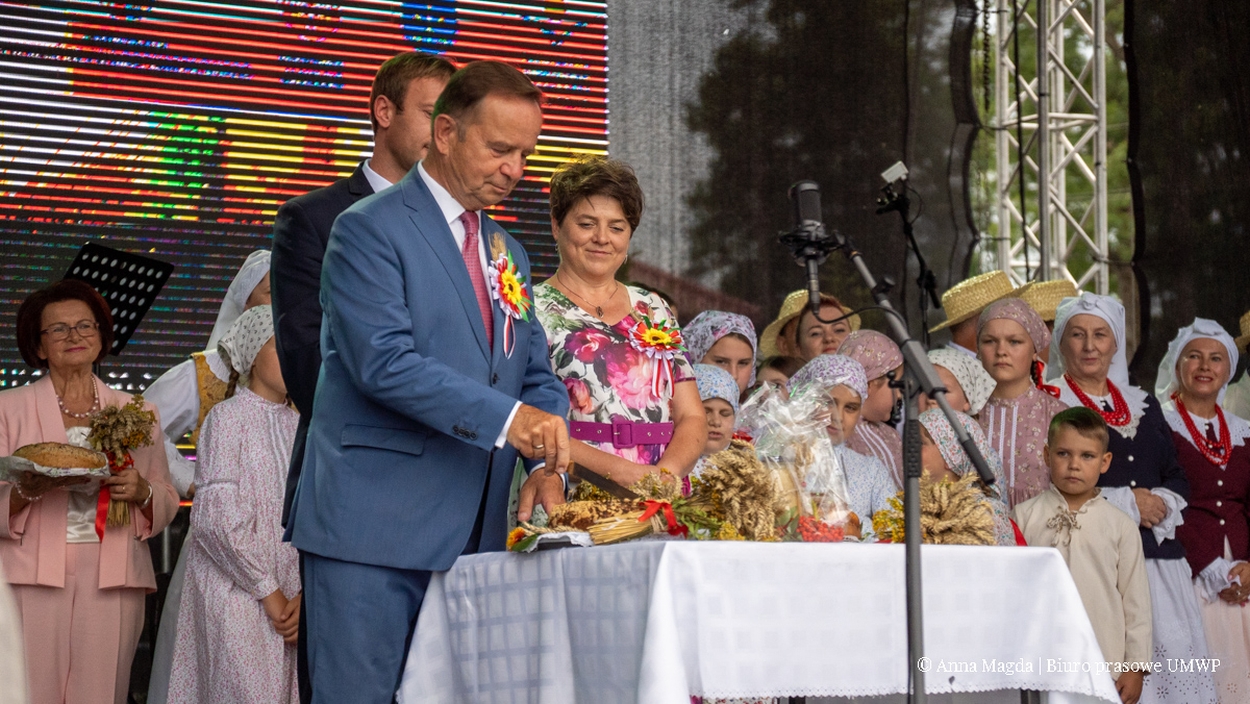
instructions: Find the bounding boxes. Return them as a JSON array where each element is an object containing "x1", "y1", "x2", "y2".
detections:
[{"x1": 789, "y1": 180, "x2": 824, "y2": 317}]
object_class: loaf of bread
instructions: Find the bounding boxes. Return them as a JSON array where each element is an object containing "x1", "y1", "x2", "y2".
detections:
[{"x1": 13, "y1": 442, "x2": 107, "y2": 469}]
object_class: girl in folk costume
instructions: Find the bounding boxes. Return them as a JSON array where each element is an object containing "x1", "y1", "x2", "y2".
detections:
[
  {"x1": 168, "y1": 305, "x2": 301, "y2": 704},
  {"x1": 917, "y1": 409, "x2": 1016, "y2": 546},
  {"x1": 976, "y1": 298, "x2": 1069, "y2": 507},
  {"x1": 1047, "y1": 293, "x2": 1216, "y2": 704},
  {"x1": 922, "y1": 347, "x2": 995, "y2": 416},
  {"x1": 691, "y1": 364, "x2": 740, "y2": 479},
  {"x1": 147, "y1": 249, "x2": 271, "y2": 704},
  {"x1": 685, "y1": 311, "x2": 758, "y2": 397},
  {"x1": 839, "y1": 330, "x2": 905, "y2": 491},
  {"x1": 1156, "y1": 320, "x2": 1250, "y2": 703},
  {"x1": 788, "y1": 354, "x2": 895, "y2": 535}
]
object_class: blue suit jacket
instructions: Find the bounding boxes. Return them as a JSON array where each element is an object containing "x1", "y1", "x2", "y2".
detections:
[{"x1": 286, "y1": 168, "x2": 568, "y2": 571}]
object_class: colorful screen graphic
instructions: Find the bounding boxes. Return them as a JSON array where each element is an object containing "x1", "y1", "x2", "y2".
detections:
[{"x1": 0, "y1": 0, "x2": 607, "y2": 389}]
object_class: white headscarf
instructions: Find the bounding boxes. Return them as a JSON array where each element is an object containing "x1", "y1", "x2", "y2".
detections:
[
  {"x1": 1047, "y1": 292, "x2": 1129, "y2": 388},
  {"x1": 927, "y1": 347, "x2": 995, "y2": 415},
  {"x1": 217, "y1": 305, "x2": 274, "y2": 376},
  {"x1": 1155, "y1": 318, "x2": 1239, "y2": 405},
  {"x1": 207, "y1": 250, "x2": 271, "y2": 350}
]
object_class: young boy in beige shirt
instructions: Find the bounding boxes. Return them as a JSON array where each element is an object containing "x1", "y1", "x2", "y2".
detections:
[{"x1": 1012, "y1": 407, "x2": 1152, "y2": 704}]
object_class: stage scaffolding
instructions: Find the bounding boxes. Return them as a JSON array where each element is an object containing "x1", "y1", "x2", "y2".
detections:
[{"x1": 992, "y1": 0, "x2": 1109, "y2": 293}]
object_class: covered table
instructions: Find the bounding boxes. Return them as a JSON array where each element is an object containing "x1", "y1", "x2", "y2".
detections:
[{"x1": 398, "y1": 542, "x2": 1121, "y2": 704}]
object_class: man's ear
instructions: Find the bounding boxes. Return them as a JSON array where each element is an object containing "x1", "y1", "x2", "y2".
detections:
[
  {"x1": 373, "y1": 94, "x2": 396, "y2": 131},
  {"x1": 431, "y1": 113, "x2": 459, "y2": 155}
]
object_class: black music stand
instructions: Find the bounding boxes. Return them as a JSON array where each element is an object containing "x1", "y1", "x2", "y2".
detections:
[{"x1": 63, "y1": 242, "x2": 173, "y2": 355}]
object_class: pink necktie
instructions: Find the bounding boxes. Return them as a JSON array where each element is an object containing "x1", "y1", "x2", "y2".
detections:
[{"x1": 458, "y1": 210, "x2": 494, "y2": 348}]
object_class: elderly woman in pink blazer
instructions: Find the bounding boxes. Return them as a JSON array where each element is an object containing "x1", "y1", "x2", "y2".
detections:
[{"x1": 0, "y1": 280, "x2": 178, "y2": 704}]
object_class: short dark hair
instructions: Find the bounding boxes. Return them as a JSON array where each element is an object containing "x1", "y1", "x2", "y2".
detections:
[
  {"x1": 16, "y1": 280, "x2": 114, "y2": 368},
  {"x1": 1047, "y1": 407, "x2": 1110, "y2": 451},
  {"x1": 431, "y1": 61, "x2": 541, "y2": 132},
  {"x1": 549, "y1": 157, "x2": 645, "y2": 231},
  {"x1": 760, "y1": 355, "x2": 805, "y2": 378},
  {"x1": 369, "y1": 52, "x2": 456, "y2": 130}
]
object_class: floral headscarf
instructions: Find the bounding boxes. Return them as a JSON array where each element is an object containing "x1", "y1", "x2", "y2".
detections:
[
  {"x1": 684, "y1": 311, "x2": 758, "y2": 387},
  {"x1": 918, "y1": 408, "x2": 1013, "y2": 546},
  {"x1": 838, "y1": 330, "x2": 903, "y2": 382},
  {"x1": 694, "y1": 364, "x2": 740, "y2": 414},
  {"x1": 1155, "y1": 318, "x2": 1239, "y2": 405},
  {"x1": 787, "y1": 354, "x2": 869, "y2": 401},
  {"x1": 208, "y1": 249, "x2": 270, "y2": 350},
  {"x1": 927, "y1": 348, "x2": 995, "y2": 415},
  {"x1": 217, "y1": 304, "x2": 274, "y2": 376},
  {"x1": 978, "y1": 297, "x2": 1051, "y2": 355},
  {"x1": 1047, "y1": 293, "x2": 1129, "y2": 388}
]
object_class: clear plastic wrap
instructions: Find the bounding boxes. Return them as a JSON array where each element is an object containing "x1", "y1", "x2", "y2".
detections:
[{"x1": 737, "y1": 382, "x2": 852, "y2": 529}]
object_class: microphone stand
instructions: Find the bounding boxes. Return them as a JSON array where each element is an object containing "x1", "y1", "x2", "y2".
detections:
[
  {"x1": 876, "y1": 182, "x2": 941, "y2": 348},
  {"x1": 780, "y1": 220, "x2": 997, "y2": 704}
]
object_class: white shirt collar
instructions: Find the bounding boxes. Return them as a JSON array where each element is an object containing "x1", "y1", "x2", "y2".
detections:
[
  {"x1": 417, "y1": 161, "x2": 476, "y2": 228},
  {"x1": 361, "y1": 159, "x2": 394, "y2": 194},
  {"x1": 947, "y1": 341, "x2": 978, "y2": 358}
]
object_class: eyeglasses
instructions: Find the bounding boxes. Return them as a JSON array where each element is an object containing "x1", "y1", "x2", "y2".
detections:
[{"x1": 40, "y1": 321, "x2": 99, "y2": 341}]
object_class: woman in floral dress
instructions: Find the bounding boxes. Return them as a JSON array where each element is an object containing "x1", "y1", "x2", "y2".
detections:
[{"x1": 535, "y1": 157, "x2": 705, "y2": 487}]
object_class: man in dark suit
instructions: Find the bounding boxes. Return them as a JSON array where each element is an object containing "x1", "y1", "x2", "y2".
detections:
[
  {"x1": 286, "y1": 61, "x2": 570, "y2": 703},
  {"x1": 268, "y1": 52, "x2": 454, "y2": 704}
]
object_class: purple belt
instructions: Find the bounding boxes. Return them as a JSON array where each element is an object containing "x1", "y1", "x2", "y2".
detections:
[{"x1": 569, "y1": 420, "x2": 674, "y2": 449}]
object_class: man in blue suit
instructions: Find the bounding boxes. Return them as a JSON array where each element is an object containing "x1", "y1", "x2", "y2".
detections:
[{"x1": 286, "y1": 61, "x2": 571, "y2": 703}]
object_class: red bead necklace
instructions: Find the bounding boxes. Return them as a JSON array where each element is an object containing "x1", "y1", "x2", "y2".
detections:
[
  {"x1": 1172, "y1": 393, "x2": 1232, "y2": 466},
  {"x1": 1064, "y1": 374, "x2": 1132, "y2": 427}
]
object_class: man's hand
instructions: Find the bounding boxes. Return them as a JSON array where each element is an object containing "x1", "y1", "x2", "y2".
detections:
[
  {"x1": 517, "y1": 470, "x2": 565, "y2": 523},
  {"x1": 506, "y1": 404, "x2": 570, "y2": 475},
  {"x1": 1116, "y1": 670, "x2": 1143, "y2": 704},
  {"x1": 1133, "y1": 488, "x2": 1166, "y2": 528}
]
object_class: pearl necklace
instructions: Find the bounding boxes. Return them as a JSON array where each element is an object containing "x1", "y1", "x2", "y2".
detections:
[{"x1": 57, "y1": 380, "x2": 99, "y2": 419}]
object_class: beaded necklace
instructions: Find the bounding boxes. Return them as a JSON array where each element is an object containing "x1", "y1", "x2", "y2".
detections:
[
  {"x1": 1064, "y1": 373, "x2": 1131, "y2": 427},
  {"x1": 56, "y1": 380, "x2": 99, "y2": 419},
  {"x1": 1172, "y1": 393, "x2": 1232, "y2": 466}
]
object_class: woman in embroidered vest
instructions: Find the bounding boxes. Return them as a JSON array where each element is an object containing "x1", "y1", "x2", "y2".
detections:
[
  {"x1": 0, "y1": 280, "x2": 178, "y2": 704},
  {"x1": 1157, "y1": 319, "x2": 1250, "y2": 703},
  {"x1": 534, "y1": 157, "x2": 705, "y2": 490},
  {"x1": 838, "y1": 330, "x2": 905, "y2": 491},
  {"x1": 976, "y1": 297, "x2": 1068, "y2": 508},
  {"x1": 1048, "y1": 292, "x2": 1216, "y2": 704},
  {"x1": 146, "y1": 249, "x2": 272, "y2": 704}
]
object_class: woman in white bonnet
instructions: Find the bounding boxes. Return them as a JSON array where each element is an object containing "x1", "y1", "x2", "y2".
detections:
[
  {"x1": 1049, "y1": 293, "x2": 1217, "y2": 704},
  {"x1": 146, "y1": 249, "x2": 271, "y2": 704}
]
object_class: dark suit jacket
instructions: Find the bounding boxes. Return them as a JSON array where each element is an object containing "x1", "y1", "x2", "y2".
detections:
[{"x1": 270, "y1": 164, "x2": 373, "y2": 524}]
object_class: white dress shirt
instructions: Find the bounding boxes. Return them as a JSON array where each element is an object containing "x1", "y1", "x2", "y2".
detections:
[{"x1": 362, "y1": 159, "x2": 393, "y2": 194}]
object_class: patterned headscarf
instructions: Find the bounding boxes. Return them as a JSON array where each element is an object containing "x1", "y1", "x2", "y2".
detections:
[
  {"x1": 1048, "y1": 293, "x2": 1129, "y2": 388},
  {"x1": 694, "y1": 364, "x2": 740, "y2": 414},
  {"x1": 217, "y1": 304, "x2": 274, "y2": 376},
  {"x1": 787, "y1": 354, "x2": 869, "y2": 401},
  {"x1": 918, "y1": 408, "x2": 999, "y2": 480},
  {"x1": 927, "y1": 348, "x2": 995, "y2": 415},
  {"x1": 978, "y1": 297, "x2": 1051, "y2": 355},
  {"x1": 684, "y1": 311, "x2": 758, "y2": 387},
  {"x1": 838, "y1": 330, "x2": 903, "y2": 382},
  {"x1": 208, "y1": 250, "x2": 271, "y2": 350},
  {"x1": 1155, "y1": 318, "x2": 1239, "y2": 405}
]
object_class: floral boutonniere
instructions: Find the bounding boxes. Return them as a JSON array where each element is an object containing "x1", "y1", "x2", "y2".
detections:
[
  {"x1": 87, "y1": 394, "x2": 156, "y2": 538},
  {"x1": 626, "y1": 314, "x2": 686, "y2": 397},
  {"x1": 488, "y1": 235, "x2": 533, "y2": 358}
]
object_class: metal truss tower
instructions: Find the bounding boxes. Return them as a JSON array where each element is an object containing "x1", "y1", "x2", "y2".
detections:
[{"x1": 992, "y1": 0, "x2": 1109, "y2": 293}]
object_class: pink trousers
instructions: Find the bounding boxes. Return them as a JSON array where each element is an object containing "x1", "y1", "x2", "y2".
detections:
[{"x1": 10, "y1": 543, "x2": 145, "y2": 704}]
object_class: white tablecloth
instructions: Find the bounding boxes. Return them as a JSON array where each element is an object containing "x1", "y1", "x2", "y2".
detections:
[{"x1": 398, "y1": 542, "x2": 1121, "y2": 704}]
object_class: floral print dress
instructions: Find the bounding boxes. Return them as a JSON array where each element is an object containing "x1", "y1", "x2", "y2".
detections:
[{"x1": 535, "y1": 283, "x2": 695, "y2": 466}]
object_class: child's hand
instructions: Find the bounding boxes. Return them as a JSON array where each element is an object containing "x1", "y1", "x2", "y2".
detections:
[
  {"x1": 1116, "y1": 670, "x2": 1144, "y2": 704},
  {"x1": 260, "y1": 589, "x2": 289, "y2": 627},
  {"x1": 276, "y1": 593, "x2": 301, "y2": 644}
]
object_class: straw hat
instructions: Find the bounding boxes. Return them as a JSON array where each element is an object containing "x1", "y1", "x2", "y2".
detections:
[
  {"x1": 1010, "y1": 279, "x2": 1078, "y2": 322},
  {"x1": 928, "y1": 270, "x2": 1015, "y2": 333},
  {"x1": 758, "y1": 289, "x2": 862, "y2": 358},
  {"x1": 1236, "y1": 310, "x2": 1250, "y2": 352}
]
